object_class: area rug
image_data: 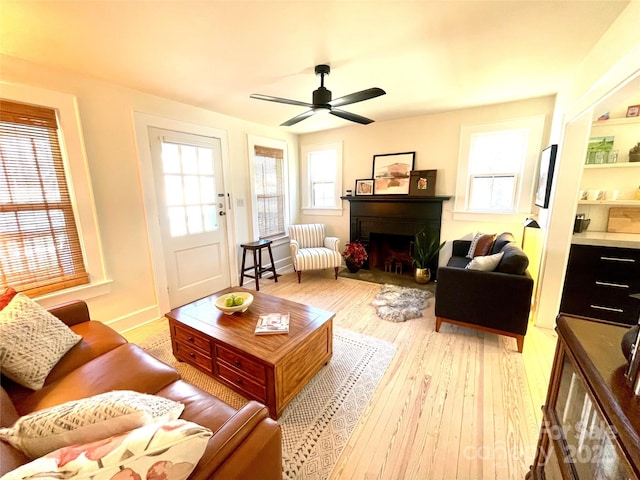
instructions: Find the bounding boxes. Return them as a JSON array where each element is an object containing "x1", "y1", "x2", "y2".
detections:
[
  {"x1": 371, "y1": 283, "x2": 432, "y2": 322},
  {"x1": 139, "y1": 327, "x2": 397, "y2": 480}
]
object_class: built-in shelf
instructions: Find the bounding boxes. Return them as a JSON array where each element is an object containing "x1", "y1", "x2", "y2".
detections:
[
  {"x1": 584, "y1": 162, "x2": 640, "y2": 169},
  {"x1": 578, "y1": 199, "x2": 640, "y2": 206},
  {"x1": 592, "y1": 116, "x2": 640, "y2": 127}
]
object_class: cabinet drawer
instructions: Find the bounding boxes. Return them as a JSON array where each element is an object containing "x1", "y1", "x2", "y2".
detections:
[
  {"x1": 175, "y1": 342, "x2": 213, "y2": 373},
  {"x1": 215, "y1": 345, "x2": 266, "y2": 384},
  {"x1": 173, "y1": 324, "x2": 211, "y2": 354},
  {"x1": 217, "y1": 362, "x2": 266, "y2": 401}
]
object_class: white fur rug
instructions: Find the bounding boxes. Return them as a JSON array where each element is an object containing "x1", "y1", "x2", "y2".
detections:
[{"x1": 371, "y1": 283, "x2": 432, "y2": 322}]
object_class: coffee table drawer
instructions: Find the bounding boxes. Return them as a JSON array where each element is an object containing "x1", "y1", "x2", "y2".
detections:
[
  {"x1": 175, "y1": 343, "x2": 213, "y2": 373},
  {"x1": 173, "y1": 325, "x2": 211, "y2": 353},
  {"x1": 216, "y1": 345, "x2": 266, "y2": 383},
  {"x1": 217, "y1": 362, "x2": 267, "y2": 401}
]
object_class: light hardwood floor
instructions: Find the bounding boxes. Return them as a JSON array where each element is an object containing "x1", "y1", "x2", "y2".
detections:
[{"x1": 123, "y1": 270, "x2": 558, "y2": 480}]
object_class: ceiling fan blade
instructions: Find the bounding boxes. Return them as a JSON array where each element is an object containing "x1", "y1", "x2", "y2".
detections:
[
  {"x1": 281, "y1": 109, "x2": 316, "y2": 127},
  {"x1": 330, "y1": 109, "x2": 374, "y2": 125},
  {"x1": 250, "y1": 94, "x2": 313, "y2": 108},
  {"x1": 329, "y1": 88, "x2": 386, "y2": 108}
]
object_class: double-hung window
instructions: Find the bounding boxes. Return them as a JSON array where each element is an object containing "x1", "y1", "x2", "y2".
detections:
[
  {"x1": 249, "y1": 136, "x2": 288, "y2": 239},
  {"x1": 301, "y1": 142, "x2": 342, "y2": 215},
  {"x1": 0, "y1": 99, "x2": 88, "y2": 296},
  {"x1": 455, "y1": 116, "x2": 544, "y2": 220}
]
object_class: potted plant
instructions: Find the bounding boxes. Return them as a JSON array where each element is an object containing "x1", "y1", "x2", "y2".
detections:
[
  {"x1": 411, "y1": 229, "x2": 445, "y2": 284},
  {"x1": 342, "y1": 241, "x2": 368, "y2": 273}
]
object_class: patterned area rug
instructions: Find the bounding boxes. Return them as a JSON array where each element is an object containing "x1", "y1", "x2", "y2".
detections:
[
  {"x1": 371, "y1": 283, "x2": 433, "y2": 322},
  {"x1": 139, "y1": 327, "x2": 396, "y2": 480}
]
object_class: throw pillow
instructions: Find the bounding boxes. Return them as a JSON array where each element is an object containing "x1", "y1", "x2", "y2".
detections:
[
  {"x1": 467, "y1": 233, "x2": 496, "y2": 258},
  {"x1": 0, "y1": 287, "x2": 18, "y2": 311},
  {"x1": 1, "y1": 419, "x2": 212, "y2": 480},
  {"x1": 0, "y1": 293, "x2": 82, "y2": 390},
  {"x1": 496, "y1": 243, "x2": 530, "y2": 275},
  {"x1": 0, "y1": 390, "x2": 185, "y2": 459},
  {"x1": 466, "y1": 251, "x2": 504, "y2": 272}
]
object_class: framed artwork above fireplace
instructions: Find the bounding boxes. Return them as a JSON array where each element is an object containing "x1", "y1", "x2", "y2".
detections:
[{"x1": 372, "y1": 152, "x2": 415, "y2": 195}]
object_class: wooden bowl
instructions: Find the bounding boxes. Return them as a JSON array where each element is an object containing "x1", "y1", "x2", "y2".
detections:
[{"x1": 214, "y1": 292, "x2": 254, "y2": 315}]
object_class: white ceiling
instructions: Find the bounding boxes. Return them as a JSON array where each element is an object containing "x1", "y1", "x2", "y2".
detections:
[{"x1": 0, "y1": 1, "x2": 630, "y2": 134}]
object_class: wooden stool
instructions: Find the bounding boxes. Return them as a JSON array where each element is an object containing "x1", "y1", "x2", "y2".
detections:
[{"x1": 240, "y1": 239, "x2": 278, "y2": 291}]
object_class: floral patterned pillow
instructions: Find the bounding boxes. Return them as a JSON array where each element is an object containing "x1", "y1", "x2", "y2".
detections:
[{"x1": 2, "y1": 419, "x2": 212, "y2": 480}]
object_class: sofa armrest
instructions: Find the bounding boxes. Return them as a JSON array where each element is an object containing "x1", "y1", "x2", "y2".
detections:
[
  {"x1": 47, "y1": 300, "x2": 91, "y2": 326},
  {"x1": 324, "y1": 236, "x2": 340, "y2": 252},
  {"x1": 451, "y1": 240, "x2": 471, "y2": 258},
  {"x1": 194, "y1": 400, "x2": 280, "y2": 477},
  {"x1": 290, "y1": 239, "x2": 299, "y2": 257},
  {"x1": 435, "y1": 265, "x2": 533, "y2": 335}
]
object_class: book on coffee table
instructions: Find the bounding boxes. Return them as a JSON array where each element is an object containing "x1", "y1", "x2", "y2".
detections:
[{"x1": 255, "y1": 312, "x2": 290, "y2": 335}]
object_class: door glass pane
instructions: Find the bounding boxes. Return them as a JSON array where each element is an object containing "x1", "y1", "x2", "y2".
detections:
[
  {"x1": 555, "y1": 356, "x2": 632, "y2": 479},
  {"x1": 161, "y1": 141, "x2": 217, "y2": 237}
]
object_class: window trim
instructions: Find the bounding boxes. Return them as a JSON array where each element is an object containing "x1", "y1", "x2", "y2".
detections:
[
  {"x1": 247, "y1": 135, "x2": 290, "y2": 241},
  {"x1": 301, "y1": 142, "x2": 343, "y2": 216},
  {"x1": 1, "y1": 82, "x2": 110, "y2": 305},
  {"x1": 454, "y1": 115, "x2": 545, "y2": 222}
]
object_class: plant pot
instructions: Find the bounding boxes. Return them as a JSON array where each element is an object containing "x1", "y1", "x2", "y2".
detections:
[
  {"x1": 629, "y1": 153, "x2": 640, "y2": 163},
  {"x1": 414, "y1": 267, "x2": 431, "y2": 284},
  {"x1": 345, "y1": 257, "x2": 361, "y2": 273}
]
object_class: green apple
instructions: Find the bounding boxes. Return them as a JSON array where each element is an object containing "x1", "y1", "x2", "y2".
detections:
[
  {"x1": 225, "y1": 297, "x2": 234, "y2": 307},
  {"x1": 234, "y1": 296, "x2": 244, "y2": 306}
]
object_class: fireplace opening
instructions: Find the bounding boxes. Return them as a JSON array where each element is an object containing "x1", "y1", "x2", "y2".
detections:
[{"x1": 367, "y1": 232, "x2": 415, "y2": 276}]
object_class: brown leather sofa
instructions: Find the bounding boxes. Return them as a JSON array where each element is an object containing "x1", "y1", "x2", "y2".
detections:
[{"x1": 0, "y1": 300, "x2": 282, "y2": 479}]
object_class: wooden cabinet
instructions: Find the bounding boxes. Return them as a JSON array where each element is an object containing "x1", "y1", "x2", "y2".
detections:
[
  {"x1": 527, "y1": 315, "x2": 640, "y2": 479},
  {"x1": 561, "y1": 244, "x2": 640, "y2": 325}
]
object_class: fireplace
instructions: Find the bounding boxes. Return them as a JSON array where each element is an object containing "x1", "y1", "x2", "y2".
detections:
[{"x1": 343, "y1": 195, "x2": 450, "y2": 279}]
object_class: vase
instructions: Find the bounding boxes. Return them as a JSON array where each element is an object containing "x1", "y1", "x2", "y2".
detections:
[
  {"x1": 630, "y1": 153, "x2": 640, "y2": 163},
  {"x1": 345, "y1": 257, "x2": 361, "y2": 273},
  {"x1": 414, "y1": 267, "x2": 431, "y2": 284}
]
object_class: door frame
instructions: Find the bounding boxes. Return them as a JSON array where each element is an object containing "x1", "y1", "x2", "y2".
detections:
[{"x1": 133, "y1": 112, "x2": 238, "y2": 316}]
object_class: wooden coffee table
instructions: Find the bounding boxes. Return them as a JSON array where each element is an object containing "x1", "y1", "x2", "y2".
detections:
[{"x1": 165, "y1": 287, "x2": 334, "y2": 419}]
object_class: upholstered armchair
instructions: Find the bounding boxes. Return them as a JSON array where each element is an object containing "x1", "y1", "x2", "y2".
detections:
[{"x1": 288, "y1": 224, "x2": 342, "y2": 283}]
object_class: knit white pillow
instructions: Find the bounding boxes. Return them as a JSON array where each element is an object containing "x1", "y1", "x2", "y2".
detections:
[
  {"x1": 0, "y1": 293, "x2": 82, "y2": 390},
  {"x1": 466, "y1": 251, "x2": 505, "y2": 271},
  {"x1": 0, "y1": 390, "x2": 185, "y2": 459}
]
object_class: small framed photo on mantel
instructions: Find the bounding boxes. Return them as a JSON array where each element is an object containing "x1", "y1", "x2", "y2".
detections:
[
  {"x1": 355, "y1": 179, "x2": 374, "y2": 195},
  {"x1": 408, "y1": 169, "x2": 437, "y2": 197}
]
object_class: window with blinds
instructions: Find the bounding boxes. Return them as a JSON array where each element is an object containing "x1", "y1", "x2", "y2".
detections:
[
  {"x1": 253, "y1": 145, "x2": 285, "y2": 238},
  {"x1": 0, "y1": 99, "x2": 89, "y2": 296}
]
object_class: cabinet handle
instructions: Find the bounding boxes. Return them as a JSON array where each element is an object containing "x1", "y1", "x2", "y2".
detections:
[
  {"x1": 595, "y1": 281, "x2": 630, "y2": 288},
  {"x1": 590, "y1": 304, "x2": 624, "y2": 313},
  {"x1": 234, "y1": 360, "x2": 242, "y2": 368},
  {"x1": 189, "y1": 352, "x2": 196, "y2": 358},
  {"x1": 236, "y1": 378, "x2": 243, "y2": 385},
  {"x1": 187, "y1": 336, "x2": 194, "y2": 342},
  {"x1": 600, "y1": 256, "x2": 636, "y2": 263}
]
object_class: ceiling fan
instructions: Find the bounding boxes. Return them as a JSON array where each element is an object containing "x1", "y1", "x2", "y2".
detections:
[{"x1": 250, "y1": 64, "x2": 386, "y2": 127}]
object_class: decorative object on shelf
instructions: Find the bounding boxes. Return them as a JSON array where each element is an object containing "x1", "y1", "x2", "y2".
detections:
[
  {"x1": 342, "y1": 241, "x2": 368, "y2": 273},
  {"x1": 408, "y1": 169, "x2": 437, "y2": 197},
  {"x1": 629, "y1": 142, "x2": 640, "y2": 162},
  {"x1": 626, "y1": 104, "x2": 640, "y2": 117},
  {"x1": 372, "y1": 152, "x2": 415, "y2": 195},
  {"x1": 345, "y1": 189, "x2": 353, "y2": 196},
  {"x1": 354, "y1": 179, "x2": 374, "y2": 196},
  {"x1": 597, "y1": 111, "x2": 610, "y2": 121},
  {"x1": 534, "y1": 144, "x2": 558, "y2": 209},
  {"x1": 585, "y1": 136, "x2": 615, "y2": 164},
  {"x1": 411, "y1": 228, "x2": 445, "y2": 284}
]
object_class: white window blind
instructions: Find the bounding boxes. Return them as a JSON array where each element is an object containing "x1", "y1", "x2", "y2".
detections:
[
  {"x1": 253, "y1": 145, "x2": 285, "y2": 238},
  {"x1": 0, "y1": 99, "x2": 88, "y2": 296}
]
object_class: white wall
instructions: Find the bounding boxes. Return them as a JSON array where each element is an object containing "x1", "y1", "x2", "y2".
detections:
[
  {"x1": 535, "y1": 1, "x2": 640, "y2": 329},
  {"x1": 298, "y1": 96, "x2": 556, "y2": 260},
  {"x1": 1, "y1": 55, "x2": 299, "y2": 331}
]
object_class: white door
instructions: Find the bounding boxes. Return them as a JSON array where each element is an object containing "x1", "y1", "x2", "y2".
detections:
[{"x1": 149, "y1": 128, "x2": 230, "y2": 308}]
